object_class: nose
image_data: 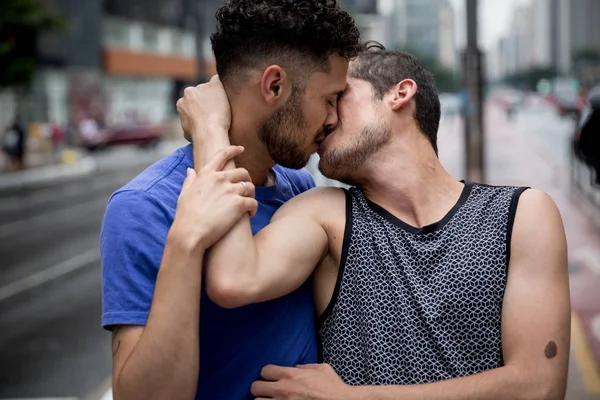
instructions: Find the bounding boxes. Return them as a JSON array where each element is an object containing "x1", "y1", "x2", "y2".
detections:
[{"x1": 324, "y1": 107, "x2": 339, "y2": 132}]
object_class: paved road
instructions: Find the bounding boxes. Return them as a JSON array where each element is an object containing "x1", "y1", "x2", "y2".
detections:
[{"x1": 0, "y1": 145, "x2": 172, "y2": 398}]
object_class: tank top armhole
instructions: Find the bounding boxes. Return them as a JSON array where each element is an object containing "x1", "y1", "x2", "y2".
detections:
[
  {"x1": 505, "y1": 186, "x2": 530, "y2": 269},
  {"x1": 316, "y1": 188, "x2": 354, "y2": 331}
]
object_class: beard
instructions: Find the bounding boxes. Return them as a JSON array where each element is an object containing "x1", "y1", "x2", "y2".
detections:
[
  {"x1": 258, "y1": 90, "x2": 320, "y2": 169},
  {"x1": 318, "y1": 121, "x2": 391, "y2": 184}
]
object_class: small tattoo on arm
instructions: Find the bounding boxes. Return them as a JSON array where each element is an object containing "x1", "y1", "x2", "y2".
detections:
[
  {"x1": 112, "y1": 325, "x2": 122, "y2": 357},
  {"x1": 544, "y1": 341, "x2": 558, "y2": 359}
]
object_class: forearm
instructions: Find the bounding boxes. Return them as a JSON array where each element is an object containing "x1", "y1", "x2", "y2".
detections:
[
  {"x1": 114, "y1": 235, "x2": 203, "y2": 400},
  {"x1": 191, "y1": 125, "x2": 260, "y2": 308},
  {"x1": 350, "y1": 365, "x2": 556, "y2": 400}
]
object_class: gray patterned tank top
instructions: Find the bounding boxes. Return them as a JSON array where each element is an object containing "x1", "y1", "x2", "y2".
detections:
[{"x1": 318, "y1": 182, "x2": 528, "y2": 385}]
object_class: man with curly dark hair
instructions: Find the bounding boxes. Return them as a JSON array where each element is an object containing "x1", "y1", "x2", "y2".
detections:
[{"x1": 101, "y1": 1, "x2": 360, "y2": 399}]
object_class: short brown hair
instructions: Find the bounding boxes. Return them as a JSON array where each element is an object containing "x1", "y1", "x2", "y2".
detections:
[{"x1": 350, "y1": 42, "x2": 441, "y2": 154}]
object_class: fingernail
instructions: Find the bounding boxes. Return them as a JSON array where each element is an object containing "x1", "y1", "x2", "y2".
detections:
[{"x1": 187, "y1": 167, "x2": 193, "y2": 176}]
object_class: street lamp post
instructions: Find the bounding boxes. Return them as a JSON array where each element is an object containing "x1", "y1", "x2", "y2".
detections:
[{"x1": 462, "y1": 0, "x2": 485, "y2": 183}]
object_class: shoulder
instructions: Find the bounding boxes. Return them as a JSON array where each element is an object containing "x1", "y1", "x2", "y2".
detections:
[
  {"x1": 510, "y1": 189, "x2": 567, "y2": 271},
  {"x1": 273, "y1": 186, "x2": 346, "y2": 221},
  {"x1": 513, "y1": 189, "x2": 563, "y2": 233},
  {"x1": 102, "y1": 146, "x2": 192, "y2": 245},
  {"x1": 118, "y1": 146, "x2": 190, "y2": 196},
  {"x1": 273, "y1": 165, "x2": 316, "y2": 194}
]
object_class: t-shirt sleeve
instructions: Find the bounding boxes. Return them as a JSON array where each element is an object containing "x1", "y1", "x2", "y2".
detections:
[
  {"x1": 296, "y1": 169, "x2": 316, "y2": 192},
  {"x1": 100, "y1": 189, "x2": 171, "y2": 330}
]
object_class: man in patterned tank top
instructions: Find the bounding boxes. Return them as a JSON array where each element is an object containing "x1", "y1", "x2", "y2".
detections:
[{"x1": 185, "y1": 44, "x2": 570, "y2": 399}]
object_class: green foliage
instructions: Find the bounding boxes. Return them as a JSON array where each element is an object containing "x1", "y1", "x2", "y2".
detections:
[
  {"x1": 0, "y1": 0, "x2": 67, "y2": 87},
  {"x1": 393, "y1": 44, "x2": 461, "y2": 93},
  {"x1": 503, "y1": 67, "x2": 557, "y2": 90}
]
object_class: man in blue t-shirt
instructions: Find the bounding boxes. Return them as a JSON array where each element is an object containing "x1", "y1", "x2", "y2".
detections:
[{"x1": 100, "y1": 1, "x2": 361, "y2": 398}]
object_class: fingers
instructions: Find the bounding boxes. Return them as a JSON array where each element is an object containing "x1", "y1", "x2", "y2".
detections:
[
  {"x1": 182, "y1": 168, "x2": 196, "y2": 191},
  {"x1": 243, "y1": 197, "x2": 259, "y2": 217},
  {"x1": 205, "y1": 146, "x2": 244, "y2": 172},
  {"x1": 260, "y1": 364, "x2": 292, "y2": 381},
  {"x1": 236, "y1": 181, "x2": 256, "y2": 199},
  {"x1": 295, "y1": 363, "x2": 321, "y2": 369},
  {"x1": 250, "y1": 380, "x2": 277, "y2": 398},
  {"x1": 224, "y1": 167, "x2": 252, "y2": 183}
]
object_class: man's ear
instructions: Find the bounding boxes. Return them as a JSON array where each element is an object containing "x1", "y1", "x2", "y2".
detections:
[
  {"x1": 389, "y1": 79, "x2": 418, "y2": 111},
  {"x1": 260, "y1": 65, "x2": 291, "y2": 106}
]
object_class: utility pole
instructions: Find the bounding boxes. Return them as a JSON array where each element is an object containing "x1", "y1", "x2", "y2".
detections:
[
  {"x1": 462, "y1": 0, "x2": 485, "y2": 183},
  {"x1": 194, "y1": 0, "x2": 207, "y2": 83}
]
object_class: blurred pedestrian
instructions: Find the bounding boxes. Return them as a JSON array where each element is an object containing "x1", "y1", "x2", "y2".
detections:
[
  {"x1": 2, "y1": 118, "x2": 26, "y2": 170},
  {"x1": 50, "y1": 123, "x2": 64, "y2": 163}
]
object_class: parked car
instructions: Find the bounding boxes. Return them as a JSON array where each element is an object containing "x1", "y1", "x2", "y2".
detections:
[{"x1": 80, "y1": 122, "x2": 163, "y2": 152}]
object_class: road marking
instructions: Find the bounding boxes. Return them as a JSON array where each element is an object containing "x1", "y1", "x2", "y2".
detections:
[
  {"x1": 0, "y1": 249, "x2": 100, "y2": 302},
  {"x1": 0, "y1": 176, "x2": 119, "y2": 213},
  {"x1": 0, "y1": 197, "x2": 107, "y2": 240},
  {"x1": 571, "y1": 312, "x2": 600, "y2": 394}
]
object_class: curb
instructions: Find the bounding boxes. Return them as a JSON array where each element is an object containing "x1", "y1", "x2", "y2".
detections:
[{"x1": 0, "y1": 156, "x2": 97, "y2": 192}]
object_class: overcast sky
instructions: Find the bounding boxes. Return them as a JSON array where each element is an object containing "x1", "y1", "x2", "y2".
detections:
[{"x1": 449, "y1": 0, "x2": 531, "y2": 49}]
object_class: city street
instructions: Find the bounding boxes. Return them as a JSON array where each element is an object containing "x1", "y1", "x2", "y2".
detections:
[
  {"x1": 0, "y1": 145, "x2": 177, "y2": 398},
  {"x1": 438, "y1": 100, "x2": 600, "y2": 399},
  {"x1": 0, "y1": 102, "x2": 599, "y2": 399}
]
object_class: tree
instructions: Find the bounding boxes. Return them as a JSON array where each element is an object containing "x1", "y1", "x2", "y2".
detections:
[
  {"x1": 503, "y1": 67, "x2": 556, "y2": 91},
  {"x1": 393, "y1": 45, "x2": 461, "y2": 93},
  {"x1": 0, "y1": 0, "x2": 66, "y2": 87}
]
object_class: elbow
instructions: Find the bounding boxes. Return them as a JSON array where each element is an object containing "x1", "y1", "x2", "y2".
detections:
[
  {"x1": 504, "y1": 365, "x2": 566, "y2": 400},
  {"x1": 206, "y1": 274, "x2": 258, "y2": 309},
  {"x1": 518, "y1": 376, "x2": 566, "y2": 400},
  {"x1": 533, "y1": 382, "x2": 566, "y2": 400}
]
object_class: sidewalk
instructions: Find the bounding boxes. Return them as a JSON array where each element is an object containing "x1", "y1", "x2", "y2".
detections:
[
  {"x1": 0, "y1": 140, "x2": 186, "y2": 192},
  {"x1": 438, "y1": 105, "x2": 600, "y2": 398}
]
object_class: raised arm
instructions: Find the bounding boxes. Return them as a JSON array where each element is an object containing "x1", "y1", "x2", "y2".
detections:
[{"x1": 177, "y1": 76, "x2": 332, "y2": 309}]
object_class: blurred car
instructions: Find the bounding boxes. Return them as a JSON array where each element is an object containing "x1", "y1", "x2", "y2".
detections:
[
  {"x1": 548, "y1": 77, "x2": 583, "y2": 117},
  {"x1": 80, "y1": 123, "x2": 163, "y2": 152}
]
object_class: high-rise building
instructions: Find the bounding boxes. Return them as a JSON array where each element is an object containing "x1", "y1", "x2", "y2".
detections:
[
  {"x1": 558, "y1": 0, "x2": 600, "y2": 76},
  {"x1": 438, "y1": 0, "x2": 457, "y2": 72},
  {"x1": 389, "y1": 0, "x2": 456, "y2": 70}
]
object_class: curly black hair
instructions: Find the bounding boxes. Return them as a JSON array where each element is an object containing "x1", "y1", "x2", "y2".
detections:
[
  {"x1": 210, "y1": 0, "x2": 361, "y2": 88},
  {"x1": 350, "y1": 43, "x2": 442, "y2": 155}
]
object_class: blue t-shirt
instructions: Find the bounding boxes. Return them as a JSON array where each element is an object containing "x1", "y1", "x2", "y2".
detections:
[{"x1": 101, "y1": 145, "x2": 317, "y2": 399}]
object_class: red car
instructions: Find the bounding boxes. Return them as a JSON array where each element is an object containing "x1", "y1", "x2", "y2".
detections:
[{"x1": 80, "y1": 123, "x2": 163, "y2": 151}]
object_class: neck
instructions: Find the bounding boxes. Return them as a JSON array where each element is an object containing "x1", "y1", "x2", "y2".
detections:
[
  {"x1": 356, "y1": 130, "x2": 464, "y2": 228},
  {"x1": 228, "y1": 93, "x2": 276, "y2": 187}
]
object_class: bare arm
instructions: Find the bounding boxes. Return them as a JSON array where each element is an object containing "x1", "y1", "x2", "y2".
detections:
[
  {"x1": 110, "y1": 147, "x2": 257, "y2": 400},
  {"x1": 112, "y1": 239, "x2": 204, "y2": 400},
  {"x1": 348, "y1": 189, "x2": 570, "y2": 400},
  {"x1": 181, "y1": 77, "x2": 331, "y2": 308}
]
